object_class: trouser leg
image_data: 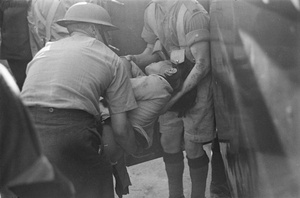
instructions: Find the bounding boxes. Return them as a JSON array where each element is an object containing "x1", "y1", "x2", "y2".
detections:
[
  {"x1": 29, "y1": 108, "x2": 114, "y2": 198},
  {"x1": 188, "y1": 153, "x2": 209, "y2": 198},
  {"x1": 163, "y1": 151, "x2": 185, "y2": 198}
]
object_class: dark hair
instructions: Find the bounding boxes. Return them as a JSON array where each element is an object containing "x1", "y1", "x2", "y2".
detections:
[
  {"x1": 164, "y1": 63, "x2": 184, "y2": 93},
  {"x1": 165, "y1": 60, "x2": 197, "y2": 117}
]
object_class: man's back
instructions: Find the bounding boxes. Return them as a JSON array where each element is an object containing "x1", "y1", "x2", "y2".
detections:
[{"x1": 22, "y1": 33, "x2": 126, "y2": 116}]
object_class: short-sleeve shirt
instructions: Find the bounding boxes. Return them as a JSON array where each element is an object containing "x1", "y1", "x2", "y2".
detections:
[
  {"x1": 21, "y1": 33, "x2": 137, "y2": 116},
  {"x1": 141, "y1": 0, "x2": 210, "y2": 57},
  {"x1": 141, "y1": 0, "x2": 215, "y2": 141},
  {"x1": 129, "y1": 74, "x2": 173, "y2": 126}
]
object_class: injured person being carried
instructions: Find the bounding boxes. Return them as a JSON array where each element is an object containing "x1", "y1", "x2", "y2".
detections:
[
  {"x1": 100, "y1": 58, "x2": 197, "y2": 197},
  {"x1": 101, "y1": 57, "x2": 197, "y2": 163}
]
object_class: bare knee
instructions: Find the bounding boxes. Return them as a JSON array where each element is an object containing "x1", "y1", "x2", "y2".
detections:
[
  {"x1": 160, "y1": 132, "x2": 183, "y2": 153},
  {"x1": 185, "y1": 140, "x2": 205, "y2": 159}
]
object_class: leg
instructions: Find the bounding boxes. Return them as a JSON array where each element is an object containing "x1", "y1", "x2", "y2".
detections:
[
  {"x1": 159, "y1": 111, "x2": 185, "y2": 198},
  {"x1": 185, "y1": 140, "x2": 209, "y2": 198},
  {"x1": 182, "y1": 93, "x2": 215, "y2": 198},
  {"x1": 30, "y1": 109, "x2": 114, "y2": 198}
]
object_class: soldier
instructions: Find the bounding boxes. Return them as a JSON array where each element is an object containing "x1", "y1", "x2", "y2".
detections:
[
  {"x1": 128, "y1": 0, "x2": 215, "y2": 197},
  {"x1": 21, "y1": 3, "x2": 139, "y2": 197}
]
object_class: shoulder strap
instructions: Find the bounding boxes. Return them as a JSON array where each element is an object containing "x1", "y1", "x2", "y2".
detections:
[
  {"x1": 28, "y1": 0, "x2": 45, "y2": 56},
  {"x1": 176, "y1": 3, "x2": 187, "y2": 48},
  {"x1": 147, "y1": 2, "x2": 158, "y2": 36},
  {"x1": 32, "y1": 0, "x2": 46, "y2": 27},
  {"x1": 45, "y1": 0, "x2": 61, "y2": 42}
]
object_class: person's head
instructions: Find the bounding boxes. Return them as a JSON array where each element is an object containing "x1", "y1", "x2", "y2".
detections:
[
  {"x1": 145, "y1": 60, "x2": 183, "y2": 93},
  {"x1": 56, "y1": 2, "x2": 117, "y2": 43},
  {"x1": 145, "y1": 60, "x2": 172, "y2": 76}
]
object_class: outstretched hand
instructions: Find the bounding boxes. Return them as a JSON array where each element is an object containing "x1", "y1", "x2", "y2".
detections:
[{"x1": 123, "y1": 55, "x2": 136, "y2": 63}]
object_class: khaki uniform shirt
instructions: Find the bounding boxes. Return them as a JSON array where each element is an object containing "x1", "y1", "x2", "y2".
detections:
[
  {"x1": 141, "y1": 0, "x2": 215, "y2": 142},
  {"x1": 141, "y1": 0, "x2": 210, "y2": 57},
  {"x1": 22, "y1": 33, "x2": 137, "y2": 116}
]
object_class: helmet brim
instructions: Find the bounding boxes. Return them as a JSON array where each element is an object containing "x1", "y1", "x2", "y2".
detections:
[{"x1": 56, "y1": 19, "x2": 118, "y2": 31}]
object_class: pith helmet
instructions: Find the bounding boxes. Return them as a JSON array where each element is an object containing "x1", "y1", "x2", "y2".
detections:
[{"x1": 56, "y1": 2, "x2": 117, "y2": 31}]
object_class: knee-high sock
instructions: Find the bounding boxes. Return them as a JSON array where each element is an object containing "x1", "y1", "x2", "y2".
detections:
[
  {"x1": 163, "y1": 151, "x2": 185, "y2": 198},
  {"x1": 188, "y1": 153, "x2": 209, "y2": 198}
]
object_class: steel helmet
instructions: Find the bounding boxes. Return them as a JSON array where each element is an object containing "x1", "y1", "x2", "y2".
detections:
[{"x1": 56, "y1": 2, "x2": 117, "y2": 31}]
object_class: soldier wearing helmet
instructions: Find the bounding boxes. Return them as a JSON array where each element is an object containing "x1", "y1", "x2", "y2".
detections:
[{"x1": 21, "y1": 2, "x2": 139, "y2": 197}]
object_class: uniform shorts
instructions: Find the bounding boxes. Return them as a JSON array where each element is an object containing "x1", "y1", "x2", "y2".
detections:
[
  {"x1": 159, "y1": 107, "x2": 215, "y2": 143},
  {"x1": 159, "y1": 111, "x2": 184, "y2": 136}
]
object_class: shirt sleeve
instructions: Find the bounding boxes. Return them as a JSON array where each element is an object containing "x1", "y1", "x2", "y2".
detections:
[
  {"x1": 184, "y1": 10, "x2": 210, "y2": 47},
  {"x1": 141, "y1": 4, "x2": 158, "y2": 45},
  {"x1": 105, "y1": 56, "x2": 138, "y2": 115}
]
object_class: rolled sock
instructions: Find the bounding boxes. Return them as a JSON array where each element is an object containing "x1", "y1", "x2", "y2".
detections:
[
  {"x1": 188, "y1": 153, "x2": 209, "y2": 198},
  {"x1": 163, "y1": 151, "x2": 185, "y2": 198}
]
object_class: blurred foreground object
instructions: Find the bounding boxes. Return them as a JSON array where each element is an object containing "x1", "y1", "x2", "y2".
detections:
[
  {"x1": 0, "y1": 64, "x2": 75, "y2": 198},
  {"x1": 210, "y1": 0, "x2": 300, "y2": 197}
]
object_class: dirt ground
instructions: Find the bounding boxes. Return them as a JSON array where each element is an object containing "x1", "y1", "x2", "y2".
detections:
[
  {"x1": 0, "y1": 145, "x2": 212, "y2": 198},
  {"x1": 121, "y1": 144, "x2": 212, "y2": 198}
]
